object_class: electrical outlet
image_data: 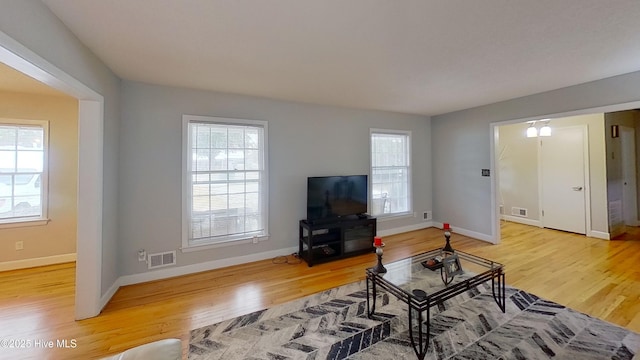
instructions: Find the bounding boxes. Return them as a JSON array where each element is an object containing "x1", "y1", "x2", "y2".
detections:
[
  {"x1": 252, "y1": 236, "x2": 259, "y2": 244},
  {"x1": 423, "y1": 211, "x2": 432, "y2": 221},
  {"x1": 15, "y1": 241, "x2": 24, "y2": 250},
  {"x1": 138, "y1": 249, "x2": 146, "y2": 262}
]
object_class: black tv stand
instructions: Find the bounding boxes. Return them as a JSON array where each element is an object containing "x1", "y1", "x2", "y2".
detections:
[{"x1": 299, "y1": 216, "x2": 376, "y2": 267}]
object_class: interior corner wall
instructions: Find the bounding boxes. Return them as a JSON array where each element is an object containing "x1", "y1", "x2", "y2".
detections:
[
  {"x1": 0, "y1": 1, "x2": 121, "y2": 297},
  {"x1": 118, "y1": 80, "x2": 431, "y2": 277},
  {"x1": 432, "y1": 70, "x2": 640, "y2": 239},
  {"x1": 0, "y1": 91, "x2": 78, "y2": 262}
]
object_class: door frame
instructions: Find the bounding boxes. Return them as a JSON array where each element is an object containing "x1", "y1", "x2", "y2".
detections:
[
  {"x1": 0, "y1": 31, "x2": 104, "y2": 319},
  {"x1": 538, "y1": 124, "x2": 591, "y2": 234},
  {"x1": 620, "y1": 125, "x2": 639, "y2": 226}
]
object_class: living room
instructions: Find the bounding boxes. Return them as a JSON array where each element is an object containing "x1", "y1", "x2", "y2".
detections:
[{"x1": 1, "y1": 1, "x2": 640, "y2": 359}]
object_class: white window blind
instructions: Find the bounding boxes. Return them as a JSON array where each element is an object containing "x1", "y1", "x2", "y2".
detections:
[
  {"x1": 370, "y1": 129, "x2": 411, "y2": 217},
  {"x1": 0, "y1": 120, "x2": 48, "y2": 224},
  {"x1": 182, "y1": 115, "x2": 268, "y2": 249}
]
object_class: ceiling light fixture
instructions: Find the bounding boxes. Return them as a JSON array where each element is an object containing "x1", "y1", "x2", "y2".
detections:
[
  {"x1": 539, "y1": 120, "x2": 551, "y2": 137},
  {"x1": 526, "y1": 123, "x2": 538, "y2": 138},
  {"x1": 525, "y1": 119, "x2": 552, "y2": 138}
]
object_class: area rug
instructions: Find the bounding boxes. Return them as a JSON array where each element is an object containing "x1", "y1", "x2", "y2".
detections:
[{"x1": 188, "y1": 276, "x2": 640, "y2": 360}]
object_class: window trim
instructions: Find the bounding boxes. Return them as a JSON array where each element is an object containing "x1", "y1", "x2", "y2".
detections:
[
  {"x1": 369, "y1": 128, "x2": 412, "y2": 218},
  {"x1": 0, "y1": 118, "x2": 50, "y2": 226},
  {"x1": 181, "y1": 115, "x2": 269, "y2": 251}
]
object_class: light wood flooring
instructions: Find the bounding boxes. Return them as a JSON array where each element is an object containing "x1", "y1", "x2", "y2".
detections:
[
  {"x1": 612, "y1": 224, "x2": 640, "y2": 240},
  {"x1": 0, "y1": 222, "x2": 638, "y2": 359}
]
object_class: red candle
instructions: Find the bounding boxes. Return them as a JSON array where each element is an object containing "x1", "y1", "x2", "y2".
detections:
[
  {"x1": 443, "y1": 223, "x2": 450, "y2": 230},
  {"x1": 374, "y1": 236, "x2": 382, "y2": 246}
]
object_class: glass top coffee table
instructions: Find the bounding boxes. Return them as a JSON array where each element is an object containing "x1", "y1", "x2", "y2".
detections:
[{"x1": 365, "y1": 248, "x2": 505, "y2": 360}]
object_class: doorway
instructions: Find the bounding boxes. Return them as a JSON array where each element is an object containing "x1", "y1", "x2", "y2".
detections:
[
  {"x1": 0, "y1": 36, "x2": 104, "y2": 319},
  {"x1": 494, "y1": 114, "x2": 606, "y2": 241}
]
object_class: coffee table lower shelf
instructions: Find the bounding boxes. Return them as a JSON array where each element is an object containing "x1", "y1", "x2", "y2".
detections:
[{"x1": 365, "y1": 249, "x2": 506, "y2": 360}]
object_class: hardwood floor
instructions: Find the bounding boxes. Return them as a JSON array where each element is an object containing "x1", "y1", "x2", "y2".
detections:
[
  {"x1": 612, "y1": 225, "x2": 640, "y2": 240},
  {"x1": 0, "y1": 222, "x2": 638, "y2": 359}
]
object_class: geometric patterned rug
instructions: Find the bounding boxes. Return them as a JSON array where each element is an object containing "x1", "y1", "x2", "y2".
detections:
[{"x1": 189, "y1": 278, "x2": 640, "y2": 360}]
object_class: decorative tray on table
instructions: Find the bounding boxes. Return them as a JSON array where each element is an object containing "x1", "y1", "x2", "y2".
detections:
[{"x1": 420, "y1": 256, "x2": 443, "y2": 271}]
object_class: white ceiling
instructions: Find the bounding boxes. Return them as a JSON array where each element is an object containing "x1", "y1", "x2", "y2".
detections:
[{"x1": 42, "y1": 0, "x2": 640, "y2": 116}]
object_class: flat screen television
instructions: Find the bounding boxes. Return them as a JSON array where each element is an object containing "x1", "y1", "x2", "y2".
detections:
[{"x1": 307, "y1": 175, "x2": 368, "y2": 222}]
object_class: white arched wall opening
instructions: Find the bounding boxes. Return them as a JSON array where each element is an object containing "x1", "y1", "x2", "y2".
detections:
[{"x1": 0, "y1": 32, "x2": 104, "y2": 320}]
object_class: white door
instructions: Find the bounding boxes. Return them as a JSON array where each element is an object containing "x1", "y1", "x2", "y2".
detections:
[
  {"x1": 541, "y1": 126, "x2": 587, "y2": 234},
  {"x1": 621, "y1": 126, "x2": 638, "y2": 226}
]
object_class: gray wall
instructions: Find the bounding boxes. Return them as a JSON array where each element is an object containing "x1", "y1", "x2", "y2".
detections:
[
  {"x1": 118, "y1": 81, "x2": 431, "y2": 276},
  {"x1": 0, "y1": 1, "x2": 121, "y2": 295},
  {"x1": 432, "y1": 71, "x2": 640, "y2": 239}
]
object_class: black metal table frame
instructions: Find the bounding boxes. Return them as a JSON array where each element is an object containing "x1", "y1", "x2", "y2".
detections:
[{"x1": 366, "y1": 249, "x2": 505, "y2": 360}]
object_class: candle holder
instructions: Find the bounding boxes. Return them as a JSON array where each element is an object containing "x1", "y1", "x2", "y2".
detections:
[
  {"x1": 372, "y1": 237, "x2": 387, "y2": 274},
  {"x1": 441, "y1": 223, "x2": 454, "y2": 255}
]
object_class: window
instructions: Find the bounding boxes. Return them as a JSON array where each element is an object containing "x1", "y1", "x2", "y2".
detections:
[
  {"x1": 0, "y1": 119, "x2": 49, "y2": 224},
  {"x1": 370, "y1": 129, "x2": 411, "y2": 217},
  {"x1": 182, "y1": 115, "x2": 268, "y2": 249}
]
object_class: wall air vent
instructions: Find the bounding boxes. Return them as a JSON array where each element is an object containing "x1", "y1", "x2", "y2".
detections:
[
  {"x1": 511, "y1": 207, "x2": 528, "y2": 218},
  {"x1": 148, "y1": 251, "x2": 176, "y2": 269}
]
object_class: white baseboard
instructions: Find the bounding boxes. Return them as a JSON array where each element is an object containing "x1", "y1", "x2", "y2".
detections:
[
  {"x1": 100, "y1": 277, "x2": 122, "y2": 311},
  {"x1": 588, "y1": 230, "x2": 610, "y2": 240},
  {"x1": 502, "y1": 216, "x2": 609, "y2": 240},
  {"x1": 0, "y1": 253, "x2": 76, "y2": 272},
  {"x1": 99, "y1": 246, "x2": 300, "y2": 311},
  {"x1": 430, "y1": 221, "x2": 495, "y2": 244},
  {"x1": 100, "y1": 221, "x2": 489, "y2": 310},
  {"x1": 377, "y1": 222, "x2": 431, "y2": 237},
  {"x1": 118, "y1": 246, "x2": 299, "y2": 287},
  {"x1": 101, "y1": 224, "x2": 433, "y2": 309},
  {"x1": 451, "y1": 227, "x2": 495, "y2": 244},
  {"x1": 120, "y1": 221, "x2": 487, "y2": 287},
  {"x1": 96, "y1": 219, "x2": 620, "y2": 312},
  {"x1": 502, "y1": 215, "x2": 542, "y2": 227}
]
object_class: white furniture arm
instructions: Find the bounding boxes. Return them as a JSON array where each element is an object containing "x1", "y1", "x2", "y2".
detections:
[{"x1": 101, "y1": 339, "x2": 182, "y2": 360}]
